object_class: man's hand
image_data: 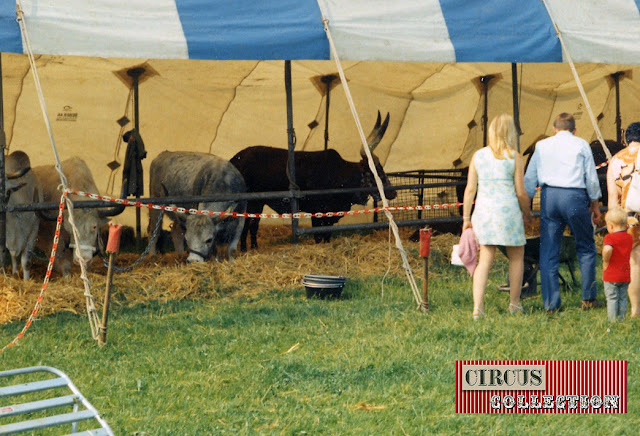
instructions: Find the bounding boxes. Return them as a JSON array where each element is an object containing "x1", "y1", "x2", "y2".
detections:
[{"x1": 590, "y1": 200, "x2": 601, "y2": 223}]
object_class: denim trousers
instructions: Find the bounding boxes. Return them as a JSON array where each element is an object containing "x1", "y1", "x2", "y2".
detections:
[
  {"x1": 603, "y1": 282, "x2": 629, "y2": 322},
  {"x1": 539, "y1": 186, "x2": 597, "y2": 310}
]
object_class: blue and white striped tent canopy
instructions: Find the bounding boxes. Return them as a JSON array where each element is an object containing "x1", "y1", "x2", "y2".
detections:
[
  {"x1": 2, "y1": 1, "x2": 640, "y2": 229},
  {"x1": 2, "y1": 0, "x2": 640, "y2": 64}
]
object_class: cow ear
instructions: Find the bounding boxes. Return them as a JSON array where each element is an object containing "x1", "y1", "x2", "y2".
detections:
[{"x1": 169, "y1": 203, "x2": 188, "y2": 228}]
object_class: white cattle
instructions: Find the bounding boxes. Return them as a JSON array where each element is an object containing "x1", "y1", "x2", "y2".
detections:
[
  {"x1": 5, "y1": 151, "x2": 42, "y2": 280},
  {"x1": 34, "y1": 157, "x2": 125, "y2": 275}
]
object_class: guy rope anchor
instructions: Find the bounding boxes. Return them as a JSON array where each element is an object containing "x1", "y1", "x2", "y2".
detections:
[{"x1": 98, "y1": 223, "x2": 122, "y2": 346}]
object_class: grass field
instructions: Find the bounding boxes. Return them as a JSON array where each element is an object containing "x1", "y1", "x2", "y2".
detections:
[{"x1": 0, "y1": 232, "x2": 638, "y2": 435}]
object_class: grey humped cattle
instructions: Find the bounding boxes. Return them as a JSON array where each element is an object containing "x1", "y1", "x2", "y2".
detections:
[{"x1": 148, "y1": 151, "x2": 247, "y2": 262}]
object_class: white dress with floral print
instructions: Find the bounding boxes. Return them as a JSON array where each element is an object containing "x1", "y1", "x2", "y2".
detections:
[{"x1": 471, "y1": 147, "x2": 525, "y2": 246}]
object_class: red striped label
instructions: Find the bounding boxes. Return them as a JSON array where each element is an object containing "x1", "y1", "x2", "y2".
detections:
[{"x1": 455, "y1": 360, "x2": 627, "y2": 413}]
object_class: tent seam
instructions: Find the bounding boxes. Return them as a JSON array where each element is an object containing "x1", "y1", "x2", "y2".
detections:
[
  {"x1": 208, "y1": 62, "x2": 259, "y2": 154},
  {"x1": 6, "y1": 56, "x2": 33, "y2": 151},
  {"x1": 383, "y1": 65, "x2": 446, "y2": 167}
]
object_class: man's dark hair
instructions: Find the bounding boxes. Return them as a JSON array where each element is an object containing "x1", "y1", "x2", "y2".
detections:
[
  {"x1": 554, "y1": 113, "x2": 575, "y2": 132},
  {"x1": 625, "y1": 122, "x2": 640, "y2": 144}
]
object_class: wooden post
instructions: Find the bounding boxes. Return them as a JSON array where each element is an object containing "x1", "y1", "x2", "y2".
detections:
[
  {"x1": 98, "y1": 223, "x2": 122, "y2": 346},
  {"x1": 419, "y1": 226, "x2": 432, "y2": 312}
]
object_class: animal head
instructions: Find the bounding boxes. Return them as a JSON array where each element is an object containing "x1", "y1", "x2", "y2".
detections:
[
  {"x1": 183, "y1": 203, "x2": 236, "y2": 263},
  {"x1": 4, "y1": 150, "x2": 32, "y2": 202},
  {"x1": 357, "y1": 111, "x2": 396, "y2": 203},
  {"x1": 63, "y1": 208, "x2": 101, "y2": 265}
]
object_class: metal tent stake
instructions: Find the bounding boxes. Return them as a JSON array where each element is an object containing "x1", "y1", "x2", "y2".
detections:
[{"x1": 98, "y1": 223, "x2": 122, "y2": 346}]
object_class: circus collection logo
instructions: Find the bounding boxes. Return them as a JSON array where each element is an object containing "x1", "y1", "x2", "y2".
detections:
[{"x1": 456, "y1": 360, "x2": 626, "y2": 414}]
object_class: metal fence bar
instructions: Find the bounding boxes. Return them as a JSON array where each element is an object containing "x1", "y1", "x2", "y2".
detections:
[
  {"x1": 297, "y1": 216, "x2": 463, "y2": 235},
  {"x1": 3, "y1": 181, "x2": 469, "y2": 213}
]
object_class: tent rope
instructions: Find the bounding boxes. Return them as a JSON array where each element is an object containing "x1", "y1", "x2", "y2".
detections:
[
  {"x1": 318, "y1": 12, "x2": 424, "y2": 310},
  {"x1": 16, "y1": 2, "x2": 102, "y2": 339},
  {"x1": 541, "y1": 0, "x2": 612, "y2": 160}
]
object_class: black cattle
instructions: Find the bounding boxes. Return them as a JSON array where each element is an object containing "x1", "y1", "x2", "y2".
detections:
[
  {"x1": 523, "y1": 138, "x2": 625, "y2": 207},
  {"x1": 230, "y1": 111, "x2": 396, "y2": 251}
]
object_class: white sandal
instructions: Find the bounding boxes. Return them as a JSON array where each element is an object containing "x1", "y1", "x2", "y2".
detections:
[
  {"x1": 472, "y1": 308, "x2": 485, "y2": 321},
  {"x1": 509, "y1": 303, "x2": 523, "y2": 315}
]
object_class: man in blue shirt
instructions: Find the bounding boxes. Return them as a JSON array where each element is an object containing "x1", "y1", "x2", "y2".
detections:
[{"x1": 524, "y1": 113, "x2": 602, "y2": 313}]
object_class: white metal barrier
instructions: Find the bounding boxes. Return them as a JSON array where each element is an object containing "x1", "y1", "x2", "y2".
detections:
[{"x1": 0, "y1": 366, "x2": 114, "y2": 435}]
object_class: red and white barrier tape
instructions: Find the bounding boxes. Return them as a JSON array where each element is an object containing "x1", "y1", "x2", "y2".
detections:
[
  {"x1": 1, "y1": 191, "x2": 67, "y2": 354},
  {"x1": 0, "y1": 189, "x2": 463, "y2": 353},
  {"x1": 67, "y1": 189, "x2": 462, "y2": 219}
]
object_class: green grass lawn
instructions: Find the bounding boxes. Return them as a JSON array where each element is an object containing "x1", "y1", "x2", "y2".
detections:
[{"x1": 1, "y1": 250, "x2": 638, "y2": 435}]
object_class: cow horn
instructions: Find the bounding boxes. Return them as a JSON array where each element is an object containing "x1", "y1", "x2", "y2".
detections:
[
  {"x1": 98, "y1": 185, "x2": 127, "y2": 218},
  {"x1": 38, "y1": 208, "x2": 58, "y2": 221},
  {"x1": 216, "y1": 203, "x2": 236, "y2": 222},
  {"x1": 362, "y1": 111, "x2": 390, "y2": 156},
  {"x1": 98, "y1": 202, "x2": 126, "y2": 218},
  {"x1": 6, "y1": 166, "x2": 31, "y2": 180}
]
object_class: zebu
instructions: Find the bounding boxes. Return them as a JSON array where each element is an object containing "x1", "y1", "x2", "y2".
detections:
[
  {"x1": 230, "y1": 111, "x2": 396, "y2": 251},
  {"x1": 34, "y1": 157, "x2": 125, "y2": 275},
  {"x1": 148, "y1": 151, "x2": 247, "y2": 262}
]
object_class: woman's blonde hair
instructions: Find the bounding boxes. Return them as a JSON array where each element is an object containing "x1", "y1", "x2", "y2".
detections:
[{"x1": 488, "y1": 113, "x2": 517, "y2": 160}]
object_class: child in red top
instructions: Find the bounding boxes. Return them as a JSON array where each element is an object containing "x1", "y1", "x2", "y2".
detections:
[{"x1": 602, "y1": 207, "x2": 633, "y2": 322}]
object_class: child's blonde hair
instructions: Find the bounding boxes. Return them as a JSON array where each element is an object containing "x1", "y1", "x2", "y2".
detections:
[{"x1": 605, "y1": 206, "x2": 628, "y2": 228}]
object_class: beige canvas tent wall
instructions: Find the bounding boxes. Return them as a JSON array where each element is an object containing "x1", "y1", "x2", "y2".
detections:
[{"x1": 2, "y1": 53, "x2": 639, "y2": 230}]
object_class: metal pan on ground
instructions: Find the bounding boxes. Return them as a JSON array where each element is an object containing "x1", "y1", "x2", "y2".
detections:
[
  {"x1": 303, "y1": 274, "x2": 346, "y2": 299},
  {"x1": 303, "y1": 274, "x2": 346, "y2": 281}
]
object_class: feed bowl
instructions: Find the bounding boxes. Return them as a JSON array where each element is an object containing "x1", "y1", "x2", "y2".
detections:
[{"x1": 303, "y1": 274, "x2": 346, "y2": 299}]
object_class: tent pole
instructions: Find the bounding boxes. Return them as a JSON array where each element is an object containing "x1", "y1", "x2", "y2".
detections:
[
  {"x1": 322, "y1": 75, "x2": 336, "y2": 150},
  {"x1": 127, "y1": 67, "x2": 144, "y2": 248},
  {"x1": 511, "y1": 63, "x2": 522, "y2": 152},
  {"x1": 611, "y1": 71, "x2": 624, "y2": 145},
  {"x1": 0, "y1": 53, "x2": 6, "y2": 270},
  {"x1": 480, "y1": 75, "x2": 494, "y2": 147},
  {"x1": 285, "y1": 60, "x2": 299, "y2": 244}
]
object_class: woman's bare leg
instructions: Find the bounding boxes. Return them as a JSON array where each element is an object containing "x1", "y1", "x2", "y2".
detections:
[
  {"x1": 473, "y1": 245, "x2": 496, "y2": 315},
  {"x1": 506, "y1": 245, "x2": 525, "y2": 308}
]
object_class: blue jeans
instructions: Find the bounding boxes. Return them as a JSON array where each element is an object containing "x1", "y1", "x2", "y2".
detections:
[
  {"x1": 603, "y1": 282, "x2": 629, "y2": 322},
  {"x1": 540, "y1": 187, "x2": 597, "y2": 310}
]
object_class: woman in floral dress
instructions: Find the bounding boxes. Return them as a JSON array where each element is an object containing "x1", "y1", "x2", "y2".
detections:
[{"x1": 462, "y1": 114, "x2": 533, "y2": 319}]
